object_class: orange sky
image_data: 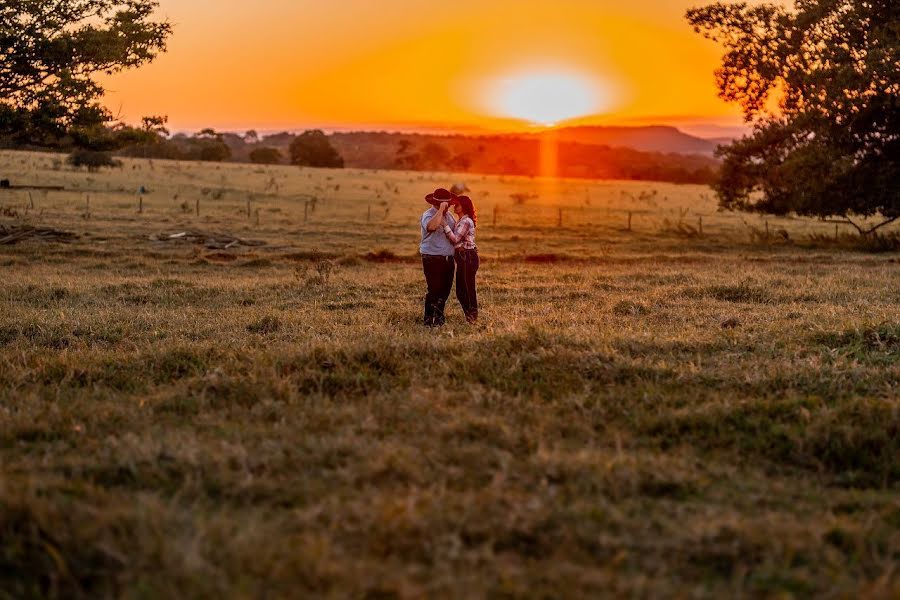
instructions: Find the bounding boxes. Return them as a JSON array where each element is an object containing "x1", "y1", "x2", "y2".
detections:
[{"x1": 100, "y1": 0, "x2": 759, "y2": 137}]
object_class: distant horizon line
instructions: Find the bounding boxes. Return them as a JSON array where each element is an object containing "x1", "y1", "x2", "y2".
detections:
[{"x1": 160, "y1": 119, "x2": 749, "y2": 141}]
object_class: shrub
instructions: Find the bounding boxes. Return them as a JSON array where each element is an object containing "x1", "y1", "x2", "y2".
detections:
[
  {"x1": 249, "y1": 147, "x2": 282, "y2": 165},
  {"x1": 67, "y1": 150, "x2": 122, "y2": 172}
]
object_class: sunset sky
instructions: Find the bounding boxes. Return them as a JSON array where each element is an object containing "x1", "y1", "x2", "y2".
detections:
[{"x1": 100, "y1": 0, "x2": 764, "y2": 138}]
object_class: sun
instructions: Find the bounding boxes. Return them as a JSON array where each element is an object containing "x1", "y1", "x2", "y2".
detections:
[{"x1": 488, "y1": 70, "x2": 604, "y2": 126}]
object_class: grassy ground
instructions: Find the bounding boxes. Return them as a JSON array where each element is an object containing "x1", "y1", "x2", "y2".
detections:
[{"x1": 1, "y1": 151, "x2": 899, "y2": 598}]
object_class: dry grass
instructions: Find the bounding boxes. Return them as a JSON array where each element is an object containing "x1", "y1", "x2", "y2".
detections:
[{"x1": 1, "y1": 150, "x2": 899, "y2": 598}]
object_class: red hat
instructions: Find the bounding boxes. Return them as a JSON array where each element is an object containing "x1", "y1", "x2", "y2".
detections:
[{"x1": 425, "y1": 187, "x2": 459, "y2": 206}]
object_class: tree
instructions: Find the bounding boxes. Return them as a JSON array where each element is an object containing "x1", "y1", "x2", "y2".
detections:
[
  {"x1": 196, "y1": 128, "x2": 221, "y2": 140},
  {"x1": 189, "y1": 129, "x2": 230, "y2": 161},
  {"x1": 288, "y1": 130, "x2": 344, "y2": 168},
  {"x1": 687, "y1": 0, "x2": 899, "y2": 234},
  {"x1": 420, "y1": 142, "x2": 451, "y2": 170},
  {"x1": 196, "y1": 141, "x2": 231, "y2": 162},
  {"x1": 449, "y1": 153, "x2": 472, "y2": 172},
  {"x1": 0, "y1": 1, "x2": 171, "y2": 147},
  {"x1": 250, "y1": 147, "x2": 282, "y2": 165},
  {"x1": 142, "y1": 116, "x2": 169, "y2": 138},
  {"x1": 244, "y1": 130, "x2": 259, "y2": 145},
  {"x1": 394, "y1": 139, "x2": 419, "y2": 169}
]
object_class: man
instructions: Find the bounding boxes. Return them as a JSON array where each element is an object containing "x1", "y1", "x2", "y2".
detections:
[{"x1": 420, "y1": 188, "x2": 457, "y2": 327}]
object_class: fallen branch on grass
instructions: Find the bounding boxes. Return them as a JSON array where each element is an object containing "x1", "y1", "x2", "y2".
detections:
[
  {"x1": 0, "y1": 225, "x2": 78, "y2": 245},
  {"x1": 149, "y1": 230, "x2": 266, "y2": 250}
]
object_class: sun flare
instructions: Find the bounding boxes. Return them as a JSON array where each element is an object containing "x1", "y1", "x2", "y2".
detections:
[{"x1": 488, "y1": 70, "x2": 605, "y2": 126}]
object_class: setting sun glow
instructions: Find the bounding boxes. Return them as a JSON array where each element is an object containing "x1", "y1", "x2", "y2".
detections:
[
  {"x1": 488, "y1": 71, "x2": 604, "y2": 126},
  {"x1": 97, "y1": 0, "x2": 747, "y2": 134}
]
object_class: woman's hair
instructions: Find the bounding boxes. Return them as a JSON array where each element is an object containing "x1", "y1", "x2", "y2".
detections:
[{"x1": 456, "y1": 195, "x2": 477, "y2": 225}]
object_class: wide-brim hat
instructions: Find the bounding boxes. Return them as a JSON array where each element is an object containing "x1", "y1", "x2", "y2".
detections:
[{"x1": 425, "y1": 187, "x2": 459, "y2": 206}]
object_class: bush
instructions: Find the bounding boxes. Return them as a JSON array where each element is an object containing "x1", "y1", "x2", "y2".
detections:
[
  {"x1": 67, "y1": 150, "x2": 122, "y2": 172},
  {"x1": 249, "y1": 147, "x2": 282, "y2": 165}
]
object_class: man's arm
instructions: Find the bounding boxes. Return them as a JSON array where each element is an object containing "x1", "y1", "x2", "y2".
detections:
[{"x1": 426, "y1": 203, "x2": 448, "y2": 232}]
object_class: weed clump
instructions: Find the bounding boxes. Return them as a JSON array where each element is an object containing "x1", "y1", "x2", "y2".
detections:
[
  {"x1": 293, "y1": 260, "x2": 335, "y2": 286},
  {"x1": 613, "y1": 299, "x2": 650, "y2": 316},
  {"x1": 247, "y1": 315, "x2": 281, "y2": 334},
  {"x1": 691, "y1": 281, "x2": 772, "y2": 304},
  {"x1": 364, "y1": 249, "x2": 399, "y2": 262},
  {"x1": 814, "y1": 323, "x2": 900, "y2": 359}
]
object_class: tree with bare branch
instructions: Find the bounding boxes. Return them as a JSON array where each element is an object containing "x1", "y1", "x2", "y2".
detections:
[{"x1": 687, "y1": 0, "x2": 899, "y2": 235}]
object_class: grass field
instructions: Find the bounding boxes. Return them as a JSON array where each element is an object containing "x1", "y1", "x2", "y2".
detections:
[{"x1": 2, "y1": 150, "x2": 899, "y2": 598}]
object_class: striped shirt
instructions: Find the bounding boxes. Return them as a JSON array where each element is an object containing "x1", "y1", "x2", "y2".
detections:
[{"x1": 444, "y1": 216, "x2": 476, "y2": 250}]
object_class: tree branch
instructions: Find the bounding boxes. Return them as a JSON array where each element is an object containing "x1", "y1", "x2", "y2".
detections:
[{"x1": 821, "y1": 216, "x2": 900, "y2": 236}]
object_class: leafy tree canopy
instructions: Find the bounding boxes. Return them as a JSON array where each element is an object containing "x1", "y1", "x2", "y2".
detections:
[
  {"x1": 288, "y1": 130, "x2": 344, "y2": 168},
  {"x1": 688, "y1": 0, "x2": 899, "y2": 233},
  {"x1": 0, "y1": 0, "x2": 171, "y2": 147}
]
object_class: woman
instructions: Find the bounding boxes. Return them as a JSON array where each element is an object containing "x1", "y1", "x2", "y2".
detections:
[{"x1": 442, "y1": 195, "x2": 479, "y2": 323}]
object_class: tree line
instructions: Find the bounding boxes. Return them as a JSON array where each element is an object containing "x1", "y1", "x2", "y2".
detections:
[{"x1": 122, "y1": 128, "x2": 717, "y2": 184}]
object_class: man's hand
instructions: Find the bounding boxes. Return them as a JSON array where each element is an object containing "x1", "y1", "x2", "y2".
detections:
[{"x1": 439, "y1": 202, "x2": 449, "y2": 213}]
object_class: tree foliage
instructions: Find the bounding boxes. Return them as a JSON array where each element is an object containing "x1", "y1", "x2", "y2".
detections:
[
  {"x1": 189, "y1": 130, "x2": 231, "y2": 162},
  {"x1": 0, "y1": 0, "x2": 171, "y2": 147},
  {"x1": 288, "y1": 130, "x2": 344, "y2": 168},
  {"x1": 687, "y1": 0, "x2": 899, "y2": 232}
]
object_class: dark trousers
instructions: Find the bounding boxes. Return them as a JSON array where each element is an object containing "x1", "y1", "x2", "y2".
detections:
[
  {"x1": 422, "y1": 254, "x2": 455, "y2": 326},
  {"x1": 454, "y1": 248, "x2": 479, "y2": 322}
]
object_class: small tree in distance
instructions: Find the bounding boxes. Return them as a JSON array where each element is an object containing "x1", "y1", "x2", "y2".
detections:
[
  {"x1": 687, "y1": 0, "x2": 899, "y2": 235},
  {"x1": 193, "y1": 129, "x2": 231, "y2": 162},
  {"x1": 289, "y1": 130, "x2": 344, "y2": 168}
]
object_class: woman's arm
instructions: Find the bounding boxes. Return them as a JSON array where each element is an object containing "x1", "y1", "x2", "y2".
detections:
[{"x1": 443, "y1": 218, "x2": 469, "y2": 244}]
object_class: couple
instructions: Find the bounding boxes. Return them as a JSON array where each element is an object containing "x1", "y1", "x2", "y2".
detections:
[{"x1": 419, "y1": 187, "x2": 479, "y2": 327}]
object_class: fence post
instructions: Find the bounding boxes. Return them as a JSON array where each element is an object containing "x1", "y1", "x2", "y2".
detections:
[
  {"x1": 28, "y1": 192, "x2": 34, "y2": 209},
  {"x1": 627, "y1": 211, "x2": 632, "y2": 232},
  {"x1": 492, "y1": 205, "x2": 498, "y2": 227},
  {"x1": 195, "y1": 198, "x2": 200, "y2": 216},
  {"x1": 698, "y1": 216, "x2": 703, "y2": 236},
  {"x1": 138, "y1": 194, "x2": 143, "y2": 214}
]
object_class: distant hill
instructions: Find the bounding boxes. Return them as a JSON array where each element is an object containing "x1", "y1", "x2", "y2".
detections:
[
  {"x1": 706, "y1": 137, "x2": 735, "y2": 149},
  {"x1": 524, "y1": 125, "x2": 721, "y2": 156}
]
